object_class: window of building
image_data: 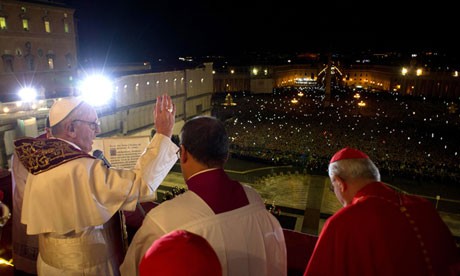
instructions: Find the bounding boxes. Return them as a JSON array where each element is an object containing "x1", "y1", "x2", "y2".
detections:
[
  {"x1": 63, "y1": 13, "x2": 71, "y2": 33},
  {"x1": 22, "y1": 18, "x2": 29, "y2": 31},
  {"x1": 65, "y1": 53, "x2": 73, "y2": 68},
  {"x1": 0, "y1": 16, "x2": 6, "y2": 30},
  {"x1": 44, "y1": 20, "x2": 51, "y2": 33},
  {"x1": 2, "y1": 54, "x2": 14, "y2": 72},
  {"x1": 25, "y1": 54, "x2": 35, "y2": 71},
  {"x1": 21, "y1": 6, "x2": 27, "y2": 13},
  {"x1": 46, "y1": 52, "x2": 55, "y2": 70},
  {"x1": 47, "y1": 57, "x2": 54, "y2": 69}
]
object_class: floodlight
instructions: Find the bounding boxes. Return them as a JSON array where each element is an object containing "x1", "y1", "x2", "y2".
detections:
[
  {"x1": 79, "y1": 75, "x2": 113, "y2": 106},
  {"x1": 18, "y1": 87, "x2": 37, "y2": 102}
]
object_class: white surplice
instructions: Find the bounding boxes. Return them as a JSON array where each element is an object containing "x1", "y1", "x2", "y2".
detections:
[{"x1": 121, "y1": 185, "x2": 287, "y2": 276}]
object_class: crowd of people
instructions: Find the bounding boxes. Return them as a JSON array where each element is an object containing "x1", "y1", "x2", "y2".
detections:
[
  {"x1": 7, "y1": 90, "x2": 459, "y2": 275},
  {"x1": 215, "y1": 87, "x2": 460, "y2": 186}
]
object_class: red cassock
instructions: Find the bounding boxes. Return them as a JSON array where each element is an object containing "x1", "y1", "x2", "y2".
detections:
[{"x1": 304, "y1": 182, "x2": 460, "y2": 276}]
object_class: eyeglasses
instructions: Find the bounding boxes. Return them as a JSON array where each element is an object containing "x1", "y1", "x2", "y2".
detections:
[
  {"x1": 72, "y1": 119, "x2": 101, "y2": 131},
  {"x1": 176, "y1": 148, "x2": 181, "y2": 159}
]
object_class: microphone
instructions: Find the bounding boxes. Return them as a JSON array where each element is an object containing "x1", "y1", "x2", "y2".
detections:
[{"x1": 93, "y1": 149, "x2": 111, "y2": 168}]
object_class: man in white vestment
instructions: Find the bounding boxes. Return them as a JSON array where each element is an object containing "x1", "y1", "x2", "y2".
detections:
[
  {"x1": 120, "y1": 116, "x2": 287, "y2": 276},
  {"x1": 14, "y1": 94, "x2": 178, "y2": 276},
  {"x1": 11, "y1": 120, "x2": 49, "y2": 275}
]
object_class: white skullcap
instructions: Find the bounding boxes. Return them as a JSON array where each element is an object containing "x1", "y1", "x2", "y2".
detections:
[{"x1": 49, "y1": 97, "x2": 84, "y2": 127}]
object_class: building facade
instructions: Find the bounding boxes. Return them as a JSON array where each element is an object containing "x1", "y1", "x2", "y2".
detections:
[
  {"x1": 213, "y1": 61, "x2": 460, "y2": 99},
  {"x1": 0, "y1": 0, "x2": 77, "y2": 102}
]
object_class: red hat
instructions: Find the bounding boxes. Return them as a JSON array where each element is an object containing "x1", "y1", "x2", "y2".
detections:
[
  {"x1": 330, "y1": 147, "x2": 369, "y2": 163},
  {"x1": 139, "y1": 229, "x2": 222, "y2": 276}
]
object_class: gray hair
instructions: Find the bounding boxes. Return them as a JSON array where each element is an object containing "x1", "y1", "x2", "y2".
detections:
[{"x1": 328, "y1": 158, "x2": 381, "y2": 182}]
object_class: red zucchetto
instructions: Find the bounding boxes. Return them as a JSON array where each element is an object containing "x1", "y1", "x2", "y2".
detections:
[
  {"x1": 139, "y1": 229, "x2": 222, "y2": 276},
  {"x1": 330, "y1": 147, "x2": 369, "y2": 163}
]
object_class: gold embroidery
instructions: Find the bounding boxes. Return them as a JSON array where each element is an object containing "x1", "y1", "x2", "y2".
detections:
[{"x1": 14, "y1": 138, "x2": 94, "y2": 175}]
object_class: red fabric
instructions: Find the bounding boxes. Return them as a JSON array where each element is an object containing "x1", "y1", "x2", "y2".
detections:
[
  {"x1": 304, "y1": 182, "x2": 460, "y2": 276},
  {"x1": 187, "y1": 168, "x2": 249, "y2": 214},
  {"x1": 139, "y1": 229, "x2": 222, "y2": 276},
  {"x1": 283, "y1": 229, "x2": 318, "y2": 276},
  {"x1": 329, "y1": 147, "x2": 369, "y2": 163}
]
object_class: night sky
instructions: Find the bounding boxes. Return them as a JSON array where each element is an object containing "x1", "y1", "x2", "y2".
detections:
[{"x1": 59, "y1": 0, "x2": 457, "y2": 65}]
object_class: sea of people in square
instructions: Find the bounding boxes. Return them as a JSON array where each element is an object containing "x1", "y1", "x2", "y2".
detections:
[{"x1": 216, "y1": 87, "x2": 460, "y2": 186}]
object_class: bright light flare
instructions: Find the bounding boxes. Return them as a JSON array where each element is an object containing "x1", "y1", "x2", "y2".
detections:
[
  {"x1": 79, "y1": 75, "x2": 113, "y2": 106},
  {"x1": 18, "y1": 87, "x2": 37, "y2": 102},
  {"x1": 401, "y1": 67, "x2": 408, "y2": 76}
]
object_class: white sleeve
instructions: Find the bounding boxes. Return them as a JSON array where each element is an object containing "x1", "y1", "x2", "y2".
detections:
[{"x1": 120, "y1": 212, "x2": 166, "y2": 276}]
